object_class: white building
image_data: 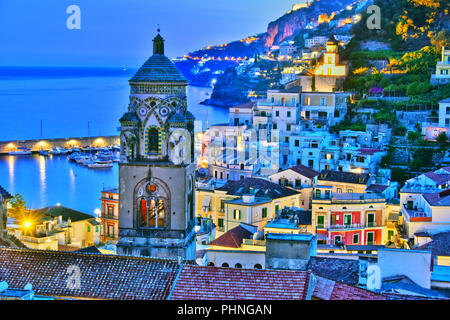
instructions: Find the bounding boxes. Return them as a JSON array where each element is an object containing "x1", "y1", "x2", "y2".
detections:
[{"x1": 400, "y1": 167, "x2": 450, "y2": 238}]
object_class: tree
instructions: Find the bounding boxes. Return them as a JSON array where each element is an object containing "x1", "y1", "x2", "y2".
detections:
[
  {"x1": 410, "y1": 148, "x2": 435, "y2": 171},
  {"x1": 436, "y1": 132, "x2": 449, "y2": 149},
  {"x1": 431, "y1": 30, "x2": 450, "y2": 54},
  {"x1": 8, "y1": 194, "x2": 28, "y2": 220}
]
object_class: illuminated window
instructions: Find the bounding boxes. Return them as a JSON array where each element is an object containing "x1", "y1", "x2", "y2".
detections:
[{"x1": 233, "y1": 209, "x2": 241, "y2": 220}]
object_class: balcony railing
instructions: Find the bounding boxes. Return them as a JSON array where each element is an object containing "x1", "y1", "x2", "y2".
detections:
[{"x1": 329, "y1": 223, "x2": 364, "y2": 230}]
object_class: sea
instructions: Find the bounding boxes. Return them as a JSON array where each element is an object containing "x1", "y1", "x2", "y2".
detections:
[{"x1": 0, "y1": 67, "x2": 227, "y2": 214}]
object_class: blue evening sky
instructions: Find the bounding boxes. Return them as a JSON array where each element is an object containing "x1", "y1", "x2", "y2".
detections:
[{"x1": 0, "y1": 0, "x2": 294, "y2": 67}]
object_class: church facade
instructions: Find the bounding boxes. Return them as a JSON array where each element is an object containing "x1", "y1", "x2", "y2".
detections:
[{"x1": 117, "y1": 31, "x2": 196, "y2": 260}]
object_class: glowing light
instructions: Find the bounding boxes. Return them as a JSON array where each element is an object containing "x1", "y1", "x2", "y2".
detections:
[
  {"x1": 23, "y1": 221, "x2": 32, "y2": 229},
  {"x1": 94, "y1": 208, "x2": 101, "y2": 217},
  {"x1": 56, "y1": 203, "x2": 61, "y2": 206}
]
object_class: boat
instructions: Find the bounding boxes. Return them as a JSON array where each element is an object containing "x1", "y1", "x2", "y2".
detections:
[
  {"x1": 97, "y1": 151, "x2": 114, "y2": 161},
  {"x1": 39, "y1": 150, "x2": 49, "y2": 156},
  {"x1": 88, "y1": 159, "x2": 113, "y2": 169},
  {"x1": 9, "y1": 147, "x2": 32, "y2": 155},
  {"x1": 51, "y1": 147, "x2": 62, "y2": 155}
]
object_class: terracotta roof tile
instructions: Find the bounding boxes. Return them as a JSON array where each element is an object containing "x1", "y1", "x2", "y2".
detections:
[
  {"x1": 209, "y1": 225, "x2": 253, "y2": 248},
  {"x1": 216, "y1": 178, "x2": 300, "y2": 199},
  {"x1": 0, "y1": 247, "x2": 180, "y2": 300},
  {"x1": 307, "y1": 257, "x2": 359, "y2": 284},
  {"x1": 313, "y1": 276, "x2": 385, "y2": 300},
  {"x1": 171, "y1": 265, "x2": 312, "y2": 300},
  {"x1": 289, "y1": 165, "x2": 320, "y2": 179}
]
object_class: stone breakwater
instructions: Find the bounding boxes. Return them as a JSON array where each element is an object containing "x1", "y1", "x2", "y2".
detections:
[{"x1": 0, "y1": 136, "x2": 120, "y2": 154}]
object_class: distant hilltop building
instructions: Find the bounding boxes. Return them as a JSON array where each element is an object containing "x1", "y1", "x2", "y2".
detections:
[
  {"x1": 431, "y1": 46, "x2": 450, "y2": 85},
  {"x1": 314, "y1": 35, "x2": 347, "y2": 77},
  {"x1": 292, "y1": 0, "x2": 314, "y2": 11}
]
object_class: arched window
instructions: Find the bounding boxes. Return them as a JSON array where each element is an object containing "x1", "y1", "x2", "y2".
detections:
[
  {"x1": 139, "y1": 198, "x2": 147, "y2": 227},
  {"x1": 148, "y1": 127, "x2": 159, "y2": 153},
  {"x1": 235, "y1": 263, "x2": 242, "y2": 269},
  {"x1": 139, "y1": 198, "x2": 165, "y2": 228},
  {"x1": 221, "y1": 263, "x2": 229, "y2": 268},
  {"x1": 254, "y1": 264, "x2": 262, "y2": 270},
  {"x1": 207, "y1": 262, "x2": 215, "y2": 267}
]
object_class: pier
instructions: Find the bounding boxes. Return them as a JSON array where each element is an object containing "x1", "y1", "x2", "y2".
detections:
[{"x1": 0, "y1": 136, "x2": 120, "y2": 154}]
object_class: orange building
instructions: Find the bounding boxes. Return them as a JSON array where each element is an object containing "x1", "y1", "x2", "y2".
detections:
[
  {"x1": 100, "y1": 188, "x2": 119, "y2": 243},
  {"x1": 312, "y1": 193, "x2": 386, "y2": 247}
]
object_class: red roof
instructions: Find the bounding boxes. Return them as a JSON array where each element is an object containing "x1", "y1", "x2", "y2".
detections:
[
  {"x1": 170, "y1": 265, "x2": 312, "y2": 300},
  {"x1": 313, "y1": 276, "x2": 386, "y2": 300},
  {"x1": 209, "y1": 225, "x2": 254, "y2": 248},
  {"x1": 290, "y1": 164, "x2": 320, "y2": 179},
  {"x1": 0, "y1": 247, "x2": 180, "y2": 300}
]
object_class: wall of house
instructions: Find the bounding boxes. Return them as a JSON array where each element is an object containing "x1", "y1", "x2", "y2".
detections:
[
  {"x1": 378, "y1": 248, "x2": 432, "y2": 289},
  {"x1": 265, "y1": 236, "x2": 316, "y2": 270},
  {"x1": 204, "y1": 250, "x2": 265, "y2": 269}
]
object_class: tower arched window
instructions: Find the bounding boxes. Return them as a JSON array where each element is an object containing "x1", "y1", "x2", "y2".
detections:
[{"x1": 148, "y1": 127, "x2": 159, "y2": 153}]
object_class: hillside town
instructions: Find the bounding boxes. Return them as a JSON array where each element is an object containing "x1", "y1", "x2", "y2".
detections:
[{"x1": 0, "y1": 0, "x2": 449, "y2": 303}]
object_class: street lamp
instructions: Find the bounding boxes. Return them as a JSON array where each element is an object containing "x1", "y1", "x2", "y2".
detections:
[{"x1": 94, "y1": 208, "x2": 101, "y2": 218}]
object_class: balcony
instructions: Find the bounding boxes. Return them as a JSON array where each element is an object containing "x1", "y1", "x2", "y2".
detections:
[
  {"x1": 329, "y1": 223, "x2": 364, "y2": 230},
  {"x1": 402, "y1": 204, "x2": 432, "y2": 222}
]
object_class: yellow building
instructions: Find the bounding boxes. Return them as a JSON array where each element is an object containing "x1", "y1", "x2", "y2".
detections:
[
  {"x1": 196, "y1": 178, "x2": 302, "y2": 236},
  {"x1": 314, "y1": 35, "x2": 347, "y2": 77},
  {"x1": 9, "y1": 205, "x2": 101, "y2": 251},
  {"x1": 432, "y1": 46, "x2": 450, "y2": 85},
  {"x1": 316, "y1": 170, "x2": 370, "y2": 195}
]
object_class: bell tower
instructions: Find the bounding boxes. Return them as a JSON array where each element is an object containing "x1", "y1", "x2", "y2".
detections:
[{"x1": 117, "y1": 30, "x2": 196, "y2": 260}]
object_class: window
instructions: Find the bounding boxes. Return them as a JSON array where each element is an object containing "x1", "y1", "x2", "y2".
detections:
[
  {"x1": 367, "y1": 213, "x2": 375, "y2": 227},
  {"x1": 337, "y1": 188, "x2": 343, "y2": 193},
  {"x1": 295, "y1": 140, "x2": 299, "y2": 147},
  {"x1": 287, "y1": 124, "x2": 291, "y2": 131},
  {"x1": 262, "y1": 208, "x2": 267, "y2": 219},
  {"x1": 367, "y1": 232, "x2": 374, "y2": 245},
  {"x1": 207, "y1": 262, "x2": 215, "y2": 267},
  {"x1": 388, "y1": 230, "x2": 394, "y2": 241},
  {"x1": 218, "y1": 218, "x2": 224, "y2": 231},
  {"x1": 222, "y1": 263, "x2": 229, "y2": 268},
  {"x1": 148, "y1": 127, "x2": 159, "y2": 153},
  {"x1": 295, "y1": 179, "x2": 302, "y2": 188},
  {"x1": 317, "y1": 216, "x2": 325, "y2": 228},
  {"x1": 87, "y1": 226, "x2": 91, "y2": 232},
  {"x1": 320, "y1": 97, "x2": 326, "y2": 106},
  {"x1": 348, "y1": 189, "x2": 354, "y2": 193},
  {"x1": 325, "y1": 190, "x2": 331, "y2": 199},
  {"x1": 235, "y1": 263, "x2": 242, "y2": 269},
  {"x1": 353, "y1": 234, "x2": 359, "y2": 244},
  {"x1": 308, "y1": 159, "x2": 314, "y2": 167},
  {"x1": 275, "y1": 205, "x2": 280, "y2": 214},
  {"x1": 334, "y1": 235, "x2": 342, "y2": 244},
  {"x1": 220, "y1": 200, "x2": 226, "y2": 211},
  {"x1": 306, "y1": 97, "x2": 311, "y2": 106},
  {"x1": 315, "y1": 189, "x2": 321, "y2": 199},
  {"x1": 344, "y1": 214, "x2": 352, "y2": 226},
  {"x1": 233, "y1": 209, "x2": 241, "y2": 220},
  {"x1": 287, "y1": 111, "x2": 291, "y2": 117},
  {"x1": 107, "y1": 206, "x2": 113, "y2": 218},
  {"x1": 273, "y1": 124, "x2": 277, "y2": 129},
  {"x1": 108, "y1": 225, "x2": 114, "y2": 238},
  {"x1": 275, "y1": 111, "x2": 280, "y2": 117},
  {"x1": 254, "y1": 264, "x2": 262, "y2": 269}
]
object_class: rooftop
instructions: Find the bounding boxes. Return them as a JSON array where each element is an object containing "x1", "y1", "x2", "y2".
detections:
[
  {"x1": 209, "y1": 225, "x2": 254, "y2": 248},
  {"x1": 36, "y1": 206, "x2": 95, "y2": 223},
  {"x1": 423, "y1": 189, "x2": 450, "y2": 206},
  {"x1": 216, "y1": 177, "x2": 300, "y2": 200},
  {"x1": 170, "y1": 265, "x2": 312, "y2": 300},
  {"x1": 289, "y1": 164, "x2": 320, "y2": 179},
  {"x1": 318, "y1": 170, "x2": 370, "y2": 185},
  {"x1": 419, "y1": 231, "x2": 450, "y2": 258},
  {"x1": 0, "y1": 247, "x2": 180, "y2": 300},
  {"x1": 307, "y1": 256, "x2": 359, "y2": 284}
]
